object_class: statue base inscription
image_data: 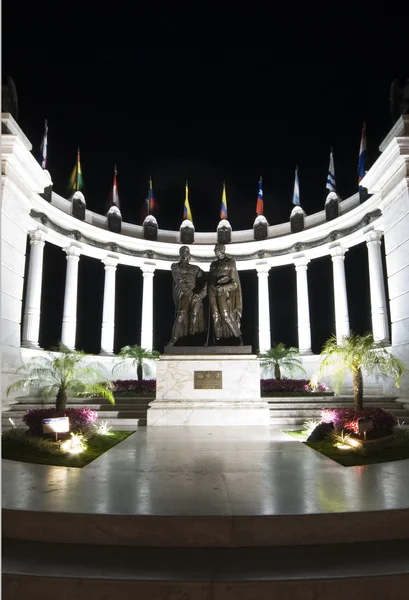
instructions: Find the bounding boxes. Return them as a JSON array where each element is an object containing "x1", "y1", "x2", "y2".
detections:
[{"x1": 147, "y1": 354, "x2": 270, "y2": 426}]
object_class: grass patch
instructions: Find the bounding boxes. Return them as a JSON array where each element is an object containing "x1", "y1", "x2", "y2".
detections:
[
  {"x1": 283, "y1": 430, "x2": 308, "y2": 440},
  {"x1": 2, "y1": 430, "x2": 134, "y2": 468},
  {"x1": 283, "y1": 429, "x2": 409, "y2": 467}
]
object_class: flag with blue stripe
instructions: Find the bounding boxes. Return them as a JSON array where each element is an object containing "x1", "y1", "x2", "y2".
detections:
[
  {"x1": 40, "y1": 119, "x2": 48, "y2": 169},
  {"x1": 358, "y1": 122, "x2": 367, "y2": 185},
  {"x1": 220, "y1": 181, "x2": 227, "y2": 219},
  {"x1": 292, "y1": 167, "x2": 300, "y2": 206},
  {"x1": 183, "y1": 180, "x2": 192, "y2": 221},
  {"x1": 256, "y1": 176, "x2": 264, "y2": 215},
  {"x1": 326, "y1": 150, "x2": 336, "y2": 193}
]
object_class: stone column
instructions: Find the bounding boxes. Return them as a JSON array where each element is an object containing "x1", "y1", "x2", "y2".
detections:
[
  {"x1": 366, "y1": 231, "x2": 390, "y2": 343},
  {"x1": 294, "y1": 257, "x2": 312, "y2": 354},
  {"x1": 22, "y1": 230, "x2": 46, "y2": 348},
  {"x1": 331, "y1": 246, "x2": 350, "y2": 343},
  {"x1": 141, "y1": 263, "x2": 156, "y2": 350},
  {"x1": 61, "y1": 245, "x2": 81, "y2": 350},
  {"x1": 100, "y1": 256, "x2": 118, "y2": 356},
  {"x1": 256, "y1": 263, "x2": 271, "y2": 352}
]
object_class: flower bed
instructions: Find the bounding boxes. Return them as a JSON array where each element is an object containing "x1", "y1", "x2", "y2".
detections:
[
  {"x1": 23, "y1": 407, "x2": 98, "y2": 436},
  {"x1": 321, "y1": 407, "x2": 397, "y2": 440},
  {"x1": 261, "y1": 378, "x2": 331, "y2": 395},
  {"x1": 112, "y1": 379, "x2": 156, "y2": 394}
]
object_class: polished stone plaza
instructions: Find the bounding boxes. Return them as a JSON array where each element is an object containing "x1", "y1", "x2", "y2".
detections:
[{"x1": 3, "y1": 426, "x2": 409, "y2": 517}]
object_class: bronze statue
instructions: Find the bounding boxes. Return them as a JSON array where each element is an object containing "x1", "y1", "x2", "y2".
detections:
[
  {"x1": 208, "y1": 243, "x2": 243, "y2": 345},
  {"x1": 390, "y1": 78, "x2": 409, "y2": 124},
  {"x1": 168, "y1": 246, "x2": 207, "y2": 345}
]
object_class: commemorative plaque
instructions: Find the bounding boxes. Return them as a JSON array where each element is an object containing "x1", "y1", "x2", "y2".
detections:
[{"x1": 194, "y1": 371, "x2": 222, "y2": 389}]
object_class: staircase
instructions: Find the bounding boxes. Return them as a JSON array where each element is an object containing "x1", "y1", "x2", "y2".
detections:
[
  {"x1": 267, "y1": 395, "x2": 409, "y2": 427},
  {"x1": 1, "y1": 394, "x2": 154, "y2": 431},
  {"x1": 3, "y1": 394, "x2": 409, "y2": 431}
]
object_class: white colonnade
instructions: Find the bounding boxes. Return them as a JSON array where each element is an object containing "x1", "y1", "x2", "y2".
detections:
[{"x1": 21, "y1": 229, "x2": 391, "y2": 355}]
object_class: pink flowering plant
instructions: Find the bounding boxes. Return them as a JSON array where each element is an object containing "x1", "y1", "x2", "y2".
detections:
[
  {"x1": 321, "y1": 407, "x2": 396, "y2": 439},
  {"x1": 23, "y1": 407, "x2": 98, "y2": 436}
]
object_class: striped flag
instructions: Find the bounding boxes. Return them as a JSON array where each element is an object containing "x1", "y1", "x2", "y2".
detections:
[
  {"x1": 358, "y1": 122, "x2": 367, "y2": 186},
  {"x1": 112, "y1": 165, "x2": 119, "y2": 208},
  {"x1": 69, "y1": 147, "x2": 84, "y2": 195},
  {"x1": 40, "y1": 119, "x2": 48, "y2": 169},
  {"x1": 326, "y1": 150, "x2": 336, "y2": 193},
  {"x1": 358, "y1": 122, "x2": 368, "y2": 201},
  {"x1": 183, "y1": 180, "x2": 193, "y2": 221},
  {"x1": 256, "y1": 176, "x2": 264, "y2": 215},
  {"x1": 220, "y1": 181, "x2": 227, "y2": 219},
  {"x1": 292, "y1": 166, "x2": 300, "y2": 206},
  {"x1": 146, "y1": 176, "x2": 157, "y2": 215}
]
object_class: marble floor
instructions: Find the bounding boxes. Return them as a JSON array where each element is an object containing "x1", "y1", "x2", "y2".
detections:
[{"x1": 3, "y1": 427, "x2": 409, "y2": 517}]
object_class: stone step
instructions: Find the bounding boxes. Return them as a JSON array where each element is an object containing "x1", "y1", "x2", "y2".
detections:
[
  {"x1": 266, "y1": 402, "x2": 403, "y2": 410},
  {"x1": 12, "y1": 395, "x2": 154, "y2": 405},
  {"x1": 267, "y1": 407, "x2": 409, "y2": 417},
  {"x1": 3, "y1": 538, "x2": 409, "y2": 599},
  {"x1": 4, "y1": 403, "x2": 149, "y2": 412},
  {"x1": 264, "y1": 395, "x2": 398, "y2": 403}
]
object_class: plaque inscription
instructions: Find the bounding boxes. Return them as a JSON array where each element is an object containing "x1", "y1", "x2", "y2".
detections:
[{"x1": 194, "y1": 371, "x2": 222, "y2": 389}]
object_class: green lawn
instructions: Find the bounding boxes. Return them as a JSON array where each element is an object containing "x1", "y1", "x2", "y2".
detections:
[
  {"x1": 283, "y1": 430, "x2": 409, "y2": 467},
  {"x1": 2, "y1": 430, "x2": 134, "y2": 468}
]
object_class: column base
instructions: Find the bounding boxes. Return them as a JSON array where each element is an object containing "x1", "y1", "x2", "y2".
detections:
[
  {"x1": 99, "y1": 351, "x2": 115, "y2": 357},
  {"x1": 299, "y1": 350, "x2": 313, "y2": 356},
  {"x1": 21, "y1": 342, "x2": 43, "y2": 350}
]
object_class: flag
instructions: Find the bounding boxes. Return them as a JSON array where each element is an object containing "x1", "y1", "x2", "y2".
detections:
[
  {"x1": 326, "y1": 150, "x2": 336, "y2": 193},
  {"x1": 358, "y1": 122, "x2": 368, "y2": 201},
  {"x1": 256, "y1": 176, "x2": 264, "y2": 215},
  {"x1": 358, "y1": 122, "x2": 367, "y2": 186},
  {"x1": 40, "y1": 119, "x2": 48, "y2": 169},
  {"x1": 69, "y1": 148, "x2": 84, "y2": 194},
  {"x1": 220, "y1": 181, "x2": 227, "y2": 219},
  {"x1": 292, "y1": 166, "x2": 300, "y2": 206},
  {"x1": 183, "y1": 180, "x2": 193, "y2": 221},
  {"x1": 112, "y1": 165, "x2": 119, "y2": 208},
  {"x1": 145, "y1": 176, "x2": 157, "y2": 215}
]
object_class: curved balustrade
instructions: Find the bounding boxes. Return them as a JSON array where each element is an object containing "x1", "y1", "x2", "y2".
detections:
[{"x1": 2, "y1": 113, "x2": 409, "y2": 397}]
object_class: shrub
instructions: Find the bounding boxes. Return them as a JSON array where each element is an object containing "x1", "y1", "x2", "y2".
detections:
[
  {"x1": 112, "y1": 379, "x2": 156, "y2": 394},
  {"x1": 321, "y1": 407, "x2": 397, "y2": 439},
  {"x1": 23, "y1": 407, "x2": 98, "y2": 436},
  {"x1": 261, "y1": 378, "x2": 330, "y2": 393}
]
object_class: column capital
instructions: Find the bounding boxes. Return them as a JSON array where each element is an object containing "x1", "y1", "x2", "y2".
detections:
[
  {"x1": 294, "y1": 256, "x2": 310, "y2": 270},
  {"x1": 141, "y1": 262, "x2": 156, "y2": 276},
  {"x1": 29, "y1": 229, "x2": 46, "y2": 245},
  {"x1": 365, "y1": 230, "x2": 383, "y2": 245},
  {"x1": 64, "y1": 245, "x2": 82, "y2": 259},
  {"x1": 102, "y1": 255, "x2": 119, "y2": 269},
  {"x1": 256, "y1": 262, "x2": 270, "y2": 275},
  {"x1": 330, "y1": 245, "x2": 348, "y2": 260}
]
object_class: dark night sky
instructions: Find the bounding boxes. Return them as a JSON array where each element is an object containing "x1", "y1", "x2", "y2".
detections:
[{"x1": 3, "y1": 37, "x2": 405, "y2": 353}]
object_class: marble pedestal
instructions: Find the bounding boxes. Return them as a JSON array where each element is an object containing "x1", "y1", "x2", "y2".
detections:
[{"x1": 147, "y1": 354, "x2": 270, "y2": 426}]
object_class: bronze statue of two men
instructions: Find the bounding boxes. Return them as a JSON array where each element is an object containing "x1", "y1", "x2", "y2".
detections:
[{"x1": 168, "y1": 244, "x2": 243, "y2": 346}]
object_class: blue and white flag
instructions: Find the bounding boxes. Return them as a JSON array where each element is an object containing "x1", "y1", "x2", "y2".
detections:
[
  {"x1": 326, "y1": 150, "x2": 336, "y2": 193},
  {"x1": 358, "y1": 122, "x2": 367, "y2": 186},
  {"x1": 292, "y1": 167, "x2": 300, "y2": 206},
  {"x1": 40, "y1": 119, "x2": 48, "y2": 169}
]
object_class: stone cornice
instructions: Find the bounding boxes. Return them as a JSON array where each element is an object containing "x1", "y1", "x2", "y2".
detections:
[{"x1": 30, "y1": 208, "x2": 382, "y2": 264}]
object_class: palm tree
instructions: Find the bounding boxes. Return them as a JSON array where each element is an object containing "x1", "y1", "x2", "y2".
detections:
[
  {"x1": 6, "y1": 347, "x2": 115, "y2": 415},
  {"x1": 259, "y1": 343, "x2": 306, "y2": 380},
  {"x1": 319, "y1": 332, "x2": 407, "y2": 410},
  {"x1": 114, "y1": 345, "x2": 160, "y2": 381}
]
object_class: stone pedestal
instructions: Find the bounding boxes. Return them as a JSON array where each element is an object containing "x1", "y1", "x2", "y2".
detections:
[{"x1": 147, "y1": 353, "x2": 270, "y2": 426}]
